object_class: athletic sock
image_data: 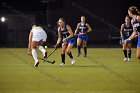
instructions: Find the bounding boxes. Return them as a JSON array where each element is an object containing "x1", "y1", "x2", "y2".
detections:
[
  {"x1": 123, "y1": 49, "x2": 127, "y2": 58},
  {"x1": 61, "y1": 54, "x2": 65, "y2": 64},
  {"x1": 84, "y1": 47, "x2": 87, "y2": 56},
  {"x1": 67, "y1": 52, "x2": 73, "y2": 58},
  {"x1": 38, "y1": 45, "x2": 46, "y2": 57},
  {"x1": 128, "y1": 50, "x2": 131, "y2": 58},
  {"x1": 32, "y1": 49, "x2": 38, "y2": 63},
  {"x1": 78, "y1": 46, "x2": 81, "y2": 54}
]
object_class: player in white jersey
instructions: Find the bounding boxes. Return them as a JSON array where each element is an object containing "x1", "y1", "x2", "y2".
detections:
[{"x1": 27, "y1": 25, "x2": 47, "y2": 67}]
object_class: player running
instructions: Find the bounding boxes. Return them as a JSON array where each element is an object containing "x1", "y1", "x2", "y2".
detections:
[
  {"x1": 74, "y1": 16, "x2": 92, "y2": 57},
  {"x1": 125, "y1": 6, "x2": 140, "y2": 59},
  {"x1": 27, "y1": 24, "x2": 47, "y2": 67},
  {"x1": 120, "y1": 15, "x2": 133, "y2": 62},
  {"x1": 55, "y1": 18, "x2": 75, "y2": 66}
]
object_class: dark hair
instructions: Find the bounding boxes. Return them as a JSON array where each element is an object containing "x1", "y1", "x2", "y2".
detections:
[
  {"x1": 59, "y1": 18, "x2": 66, "y2": 23},
  {"x1": 125, "y1": 15, "x2": 130, "y2": 19},
  {"x1": 31, "y1": 22, "x2": 41, "y2": 27},
  {"x1": 81, "y1": 16, "x2": 85, "y2": 18},
  {"x1": 128, "y1": 6, "x2": 140, "y2": 15}
]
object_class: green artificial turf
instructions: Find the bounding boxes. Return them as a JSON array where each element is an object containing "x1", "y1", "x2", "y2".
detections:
[{"x1": 0, "y1": 48, "x2": 140, "y2": 93}]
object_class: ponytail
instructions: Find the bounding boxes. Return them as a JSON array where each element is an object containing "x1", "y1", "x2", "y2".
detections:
[
  {"x1": 128, "y1": 6, "x2": 140, "y2": 15},
  {"x1": 135, "y1": 8, "x2": 140, "y2": 15}
]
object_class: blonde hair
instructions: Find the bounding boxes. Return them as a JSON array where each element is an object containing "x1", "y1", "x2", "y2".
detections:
[{"x1": 128, "y1": 6, "x2": 140, "y2": 15}]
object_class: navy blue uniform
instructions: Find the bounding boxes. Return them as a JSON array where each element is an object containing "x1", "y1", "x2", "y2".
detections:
[
  {"x1": 77, "y1": 23, "x2": 88, "y2": 41},
  {"x1": 131, "y1": 15, "x2": 140, "y2": 46},
  {"x1": 60, "y1": 25, "x2": 75, "y2": 44},
  {"x1": 122, "y1": 23, "x2": 133, "y2": 43}
]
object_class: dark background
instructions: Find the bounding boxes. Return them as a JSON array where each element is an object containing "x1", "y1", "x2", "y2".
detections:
[{"x1": 0, "y1": 0, "x2": 140, "y2": 47}]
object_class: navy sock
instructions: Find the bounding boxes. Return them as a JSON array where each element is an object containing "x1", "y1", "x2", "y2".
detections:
[
  {"x1": 123, "y1": 50, "x2": 127, "y2": 58},
  {"x1": 84, "y1": 47, "x2": 87, "y2": 55},
  {"x1": 61, "y1": 54, "x2": 65, "y2": 64},
  {"x1": 128, "y1": 50, "x2": 131, "y2": 58},
  {"x1": 78, "y1": 46, "x2": 81, "y2": 54},
  {"x1": 67, "y1": 52, "x2": 73, "y2": 58}
]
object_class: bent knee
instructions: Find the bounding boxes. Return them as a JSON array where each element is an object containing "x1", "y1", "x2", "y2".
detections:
[
  {"x1": 137, "y1": 56, "x2": 140, "y2": 59},
  {"x1": 66, "y1": 51, "x2": 70, "y2": 54},
  {"x1": 137, "y1": 54, "x2": 140, "y2": 59}
]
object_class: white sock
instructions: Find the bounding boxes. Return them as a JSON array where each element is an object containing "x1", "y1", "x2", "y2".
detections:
[
  {"x1": 32, "y1": 49, "x2": 38, "y2": 63},
  {"x1": 38, "y1": 45, "x2": 46, "y2": 57}
]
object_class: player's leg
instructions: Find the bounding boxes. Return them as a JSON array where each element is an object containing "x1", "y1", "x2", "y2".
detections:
[
  {"x1": 82, "y1": 40, "x2": 87, "y2": 57},
  {"x1": 122, "y1": 42, "x2": 128, "y2": 62},
  {"x1": 77, "y1": 38, "x2": 82, "y2": 57},
  {"x1": 66, "y1": 43, "x2": 75, "y2": 64},
  {"x1": 38, "y1": 33, "x2": 47, "y2": 59},
  {"x1": 38, "y1": 40, "x2": 47, "y2": 59},
  {"x1": 60, "y1": 42, "x2": 67, "y2": 66},
  {"x1": 38, "y1": 45, "x2": 47, "y2": 59},
  {"x1": 82, "y1": 35, "x2": 88, "y2": 57},
  {"x1": 31, "y1": 41, "x2": 40, "y2": 67},
  {"x1": 136, "y1": 46, "x2": 140, "y2": 59},
  {"x1": 127, "y1": 43, "x2": 132, "y2": 61}
]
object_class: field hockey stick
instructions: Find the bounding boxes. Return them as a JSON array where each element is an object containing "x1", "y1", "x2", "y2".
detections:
[
  {"x1": 38, "y1": 57, "x2": 55, "y2": 64},
  {"x1": 28, "y1": 53, "x2": 55, "y2": 64},
  {"x1": 46, "y1": 48, "x2": 57, "y2": 59},
  {"x1": 121, "y1": 34, "x2": 139, "y2": 44}
]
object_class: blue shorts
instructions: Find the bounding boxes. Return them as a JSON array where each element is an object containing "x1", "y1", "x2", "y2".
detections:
[
  {"x1": 121, "y1": 36, "x2": 132, "y2": 44},
  {"x1": 78, "y1": 34, "x2": 88, "y2": 41},
  {"x1": 66, "y1": 37, "x2": 76, "y2": 44},
  {"x1": 137, "y1": 35, "x2": 140, "y2": 46}
]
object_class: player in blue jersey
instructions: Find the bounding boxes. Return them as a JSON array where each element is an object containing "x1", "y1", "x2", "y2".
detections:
[
  {"x1": 74, "y1": 16, "x2": 92, "y2": 57},
  {"x1": 125, "y1": 6, "x2": 140, "y2": 59},
  {"x1": 120, "y1": 15, "x2": 133, "y2": 62},
  {"x1": 55, "y1": 18, "x2": 75, "y2": 66}
]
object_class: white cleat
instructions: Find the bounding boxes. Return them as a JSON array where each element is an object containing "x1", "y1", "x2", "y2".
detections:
[
  {"x1": 70, "y1": 58, "x2": 75, "y2": 65},
  {"x1": 60, "y1": 63, "x2": 64, "y2": 67},
  {"x1": 128, "y1": 58, "x2": 131, "y2": 62},
  {"x1": 124, "y1": 58, "x2": 127, "y2": 62}
]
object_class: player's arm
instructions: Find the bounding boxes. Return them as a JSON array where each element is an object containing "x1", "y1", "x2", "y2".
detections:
[
  {"x1": 62, "y1": 25, "x2": 73, "y2": 42},
  {"x1": 28, "y1": 31, "x2": 32, "y2": 55},
  {"x1": 130, "y1": 16, "x2": 140, "y2": 38},
  {"x1": 120, "y1": 24, "x2": 124, "y2": 38},
  {"x1": 66, "y1": 25, "x2": 74, "y2": 39},
  {"x1": 86, "y1": 23, "x2": 92, "y2": 33},
  {"x1": 74, "y1": 23, "x2": 80, "y2": 35},
  {"x1": 137, "y1": 15, "x2": 140, "y2": 22},
  {"x1": 126, "y1": 26, "x2": 138, "y2": 42},
  {"x1": 55, "y1": 27, "x2": 61, "y2": 48}
]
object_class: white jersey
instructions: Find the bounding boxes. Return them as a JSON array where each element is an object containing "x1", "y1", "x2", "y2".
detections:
[{"x1": 31, "y1": 26, "x2": 47, "y2": 42}]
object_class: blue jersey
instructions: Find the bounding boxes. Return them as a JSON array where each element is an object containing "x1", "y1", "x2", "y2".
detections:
[
  {"x1": 131, "y1": 15, "x2": 140, "y2": 33},
  {"x1": 78, "y1": 23, "x2": 88, "y2": 33},
  {"x1": 60, "y1": 25, "x2": 70, "y2": 39},
  {"x1": 77, "y1": 23, "x2": 88, "y2": 41},
  {"x1": 59, "y1": 25, "x2": 75, "y2": 44},
  {"x1": 122, "y1": 23, "x2": 133, "y2": 38},
  {"x1": 131, "y1": 15, "x2": 140, "y2": 46}
]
